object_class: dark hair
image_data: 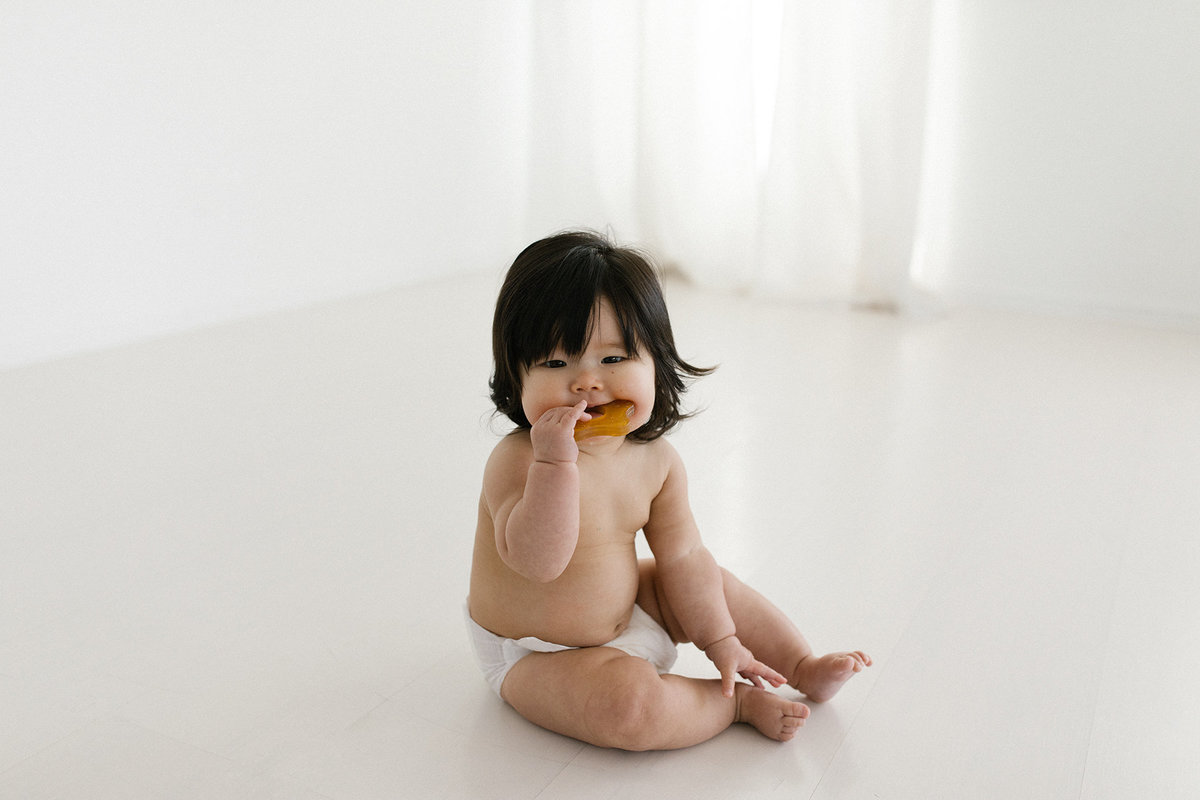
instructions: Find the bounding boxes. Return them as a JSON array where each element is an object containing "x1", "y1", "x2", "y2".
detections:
[{"x1": 490, "y1": 230, "x2": 713, "y2": 441}]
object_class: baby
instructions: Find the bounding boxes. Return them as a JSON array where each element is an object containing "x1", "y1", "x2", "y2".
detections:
[{"x1": 467, "y1": 231, "x2": 870, "y2": 750}]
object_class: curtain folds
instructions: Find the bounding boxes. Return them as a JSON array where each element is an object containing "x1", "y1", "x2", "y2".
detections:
[{"x1": 528, "y1": 0, "x2": 938, "y2": 308}]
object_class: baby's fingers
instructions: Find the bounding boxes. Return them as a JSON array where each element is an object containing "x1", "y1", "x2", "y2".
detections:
[
  {"x1": 546, "y1": 400, "x2": 588, "y2": 426},
  {"x1": 745, "y1": 661, "x2": 787, "y2": 689},
  {"x1": 740, "y1": 671, "x2": 765, "y2": 690},
  {"x1": 719, "y1": 665, "x2": 737, "y2": 698},
  {"x1": 530, "y1": 401, "x2": 590, "y2": 463}
]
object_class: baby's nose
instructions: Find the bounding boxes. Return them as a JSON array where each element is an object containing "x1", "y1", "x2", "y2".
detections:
[{"x1": 572, "y1": 367, "x2": 602, "y2": 392}]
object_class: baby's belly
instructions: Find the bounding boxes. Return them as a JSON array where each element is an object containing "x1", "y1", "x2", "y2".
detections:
[{"x1": 470, "y1": 550, "x2": 641, "y2": 647}]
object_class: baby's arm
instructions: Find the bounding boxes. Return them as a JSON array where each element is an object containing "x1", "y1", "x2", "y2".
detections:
[
  {"x1": 488, "y1": 400, "x2": 589, "y2": 583},
  {"x1": 644, "y1": 444, "x2": 786, "y2": 696}
]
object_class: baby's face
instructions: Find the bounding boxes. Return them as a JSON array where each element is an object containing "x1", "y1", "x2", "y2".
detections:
[{"x1": 520, "y1": 297, "x2": 655, "y2": 436}]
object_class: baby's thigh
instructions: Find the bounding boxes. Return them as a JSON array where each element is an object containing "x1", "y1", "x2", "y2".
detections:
[{"x1": 501, "y1": 647, "x2": 662, "y2": 748}]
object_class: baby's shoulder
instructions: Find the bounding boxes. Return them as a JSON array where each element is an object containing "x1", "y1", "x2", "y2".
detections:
[
  {"x1": 480, "y1": 430, "x2": 535, "y2": 507},
  {"x1": 635, "y1": 434, "x2": 680, "y2": 461},
  {"x1": 486, "y1": 429, "x2": 534, "y2": 469},
  {"x1": 623, "y1": 436, "x2": 685, "y2": 480}
]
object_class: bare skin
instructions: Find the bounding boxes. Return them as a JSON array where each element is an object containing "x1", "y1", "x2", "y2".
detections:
[
  {"x1": 469, "y1": 300, "x2": 870, "y2": 749},
  {"x1": 794, "y1": 651, "x2": 873, "y2": 703}
]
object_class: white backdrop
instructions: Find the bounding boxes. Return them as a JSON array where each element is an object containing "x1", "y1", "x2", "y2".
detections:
[
  {"x1": 524, "y1": 0, "x2": 1200, "y2": 319},
  {"x1": 3, "y1": 1, "x2": 1198, "y2": 369},
  {"x1": 915, "y1": 1, "x2": 1200, "y2": 323},
  {"x1": 0, "y1": 2, "x2": 534, "y2": 369}
]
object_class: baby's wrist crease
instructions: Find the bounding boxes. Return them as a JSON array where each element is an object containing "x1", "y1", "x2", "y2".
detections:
[{"x1": 703, "y1": 633, "x2": 737, "y2": 650}]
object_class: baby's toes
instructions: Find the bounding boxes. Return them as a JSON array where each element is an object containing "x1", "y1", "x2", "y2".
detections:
[
  {"x1": 830, "y1": 655, "x2": 858, "y2": 676},
  {"x1": 786, "y1": 702, "x2": 810, "y2": 723},
  {"x1": 836, "y1": 652, "x2": 868, "y2": 673}
]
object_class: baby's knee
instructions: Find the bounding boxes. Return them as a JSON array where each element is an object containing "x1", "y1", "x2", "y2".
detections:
[{"x1": 585, "y1": 658, "x2": 665, "y2": 751}]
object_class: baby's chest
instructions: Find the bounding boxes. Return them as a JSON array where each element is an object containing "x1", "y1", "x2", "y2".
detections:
[
  {"x1": 579, "y1": 496, "x2": 650, "y2": 540},
  {"x1": 578, "y1": 464, "x2": 661, "y2": 536}
]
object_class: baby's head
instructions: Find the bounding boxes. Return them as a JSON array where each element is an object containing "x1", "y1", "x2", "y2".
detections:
[{"x1": 490, "y1": 230, "x2": 712, "y2": 441}]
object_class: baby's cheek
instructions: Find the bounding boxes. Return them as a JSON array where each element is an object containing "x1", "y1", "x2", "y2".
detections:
[
  {"x1": 633, "y1": 399, "x2": 656, "y2": 430},
  {"x1": 519, "y1": 396, "x2": 547, "y2": 426}
]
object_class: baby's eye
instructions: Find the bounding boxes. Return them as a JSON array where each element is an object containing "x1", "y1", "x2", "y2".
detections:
[
  {"x1": 601, "y1": 356, "x2": 626, "y2": 365},
  {"x1": 541, "y1": 359, "x2": 567, "y2": 369}
]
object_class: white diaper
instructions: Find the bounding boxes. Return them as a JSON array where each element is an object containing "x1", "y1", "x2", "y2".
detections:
[{"x1": 464, "y1": 601, "x2": 678, "y2": 697}]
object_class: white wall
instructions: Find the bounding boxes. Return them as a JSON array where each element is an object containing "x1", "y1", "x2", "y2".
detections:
[
  {"x1": 917, "y1": 1, "x2": 1200, "y2": 322},
  {"x1": 0, "y1": 2, "x2": 532, "y2": 370},
  {"x1": 5, "y1": 3, "x2": 1198, "y2": 371}
]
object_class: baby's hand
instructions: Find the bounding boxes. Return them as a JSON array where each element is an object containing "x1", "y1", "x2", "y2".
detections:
[
  {"x1": 530, "y1": 400, "x2": 590, "y2": 464},
  {"x1": 704, "y1": 635, "x2": 788, "y2": 698}
]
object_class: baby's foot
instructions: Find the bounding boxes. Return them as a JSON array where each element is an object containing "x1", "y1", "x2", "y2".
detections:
[
  {"x1": 734, "y1": 684, "x2": 810, "y2": 742},
  {"x1": 791, "y1": 651, "x2": 871, "y2": 703}
]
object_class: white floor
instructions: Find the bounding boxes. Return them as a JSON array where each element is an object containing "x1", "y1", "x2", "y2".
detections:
[{"x1": 2, "y1": 273, "x2": 1198, "y2": 799}]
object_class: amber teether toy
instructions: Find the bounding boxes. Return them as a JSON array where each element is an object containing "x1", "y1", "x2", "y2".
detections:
[{"x1": 574, "y1": 400, "x2": 635, "y2": 440}]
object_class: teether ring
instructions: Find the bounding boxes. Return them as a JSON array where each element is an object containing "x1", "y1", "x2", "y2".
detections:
[{"x1": 574, "y1": 400, "x2": 635, "y2": 440}]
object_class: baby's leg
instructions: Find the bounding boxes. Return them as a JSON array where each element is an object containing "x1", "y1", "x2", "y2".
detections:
[
  {"x1": 636, "y1": 561, "x2": 870, "y2": 704},
  {"x1": 500, "y1": 646, "x2": 807, "y2": 750},
  {"x1": 719, "y1": 568, "x2": 871, "y2": 702}
]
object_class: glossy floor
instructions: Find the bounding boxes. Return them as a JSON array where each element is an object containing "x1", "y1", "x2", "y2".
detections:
[{"x1": 2, "y1": 275, "x2": 1198, "y2": 799}]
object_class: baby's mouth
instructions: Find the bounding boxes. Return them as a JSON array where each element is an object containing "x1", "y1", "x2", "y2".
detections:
[{"x1": 586, "y1": 400, "x2": 626, "y2": 417}]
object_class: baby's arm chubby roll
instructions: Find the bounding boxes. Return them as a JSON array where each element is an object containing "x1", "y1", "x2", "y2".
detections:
[
  {"x1": 643, "y1": 442, "x2": 786, "y2": 696},
  {"x1": 486, "y1": 402, "x2": 589, "y2": 583},
  {"x1": 642, "y1": 445, "x2": 736, "y2": 644}
]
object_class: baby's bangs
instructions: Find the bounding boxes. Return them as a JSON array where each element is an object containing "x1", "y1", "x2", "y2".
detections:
[
  {"x1": 535, "y1": 297, "x2": 643, "y2": 364},
  {"x1": 515, "y1": 284, "x2": 598, "y2": 367},
  {"x1": 519, "y1": 247, "x2": 641, "y2": 364},
  {"x1": 600, "y1": 286, "x2": 648, "y2": 357},
  {"x1": 544, "y1": 286, "x2": 603, "y2": 359}
]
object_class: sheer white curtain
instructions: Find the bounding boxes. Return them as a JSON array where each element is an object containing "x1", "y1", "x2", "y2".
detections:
[
  {"x1": 527, "y1": 0, "x2": 937, "y2": 308},
  {"x1": 757, "y1": 0, "x2": 934, "y2": 306}
]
